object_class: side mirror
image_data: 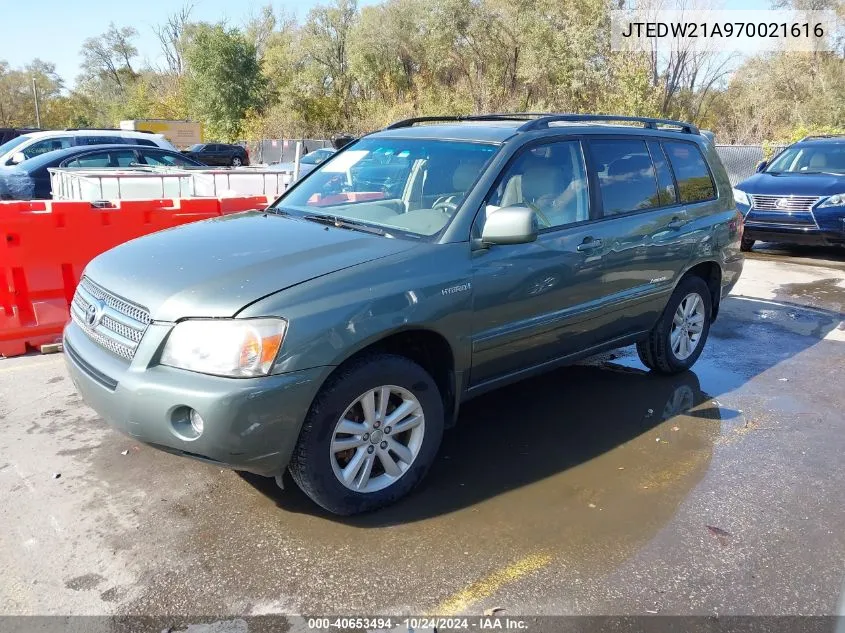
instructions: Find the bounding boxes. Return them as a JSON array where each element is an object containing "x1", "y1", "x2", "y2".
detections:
[
  {"x1": 10, "y1": 152, "x2": 25, "y2": 165},
  {"x1": 481, "y1": 206, "x2": 538, "y2": 245},
  {"x1": 755, "y1": 160, "x2": 768, "y2": 173}
]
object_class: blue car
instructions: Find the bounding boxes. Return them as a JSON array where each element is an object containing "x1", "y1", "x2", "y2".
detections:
[{"x1": 733, "y1": 135, "x2": 845, "y2": 251}]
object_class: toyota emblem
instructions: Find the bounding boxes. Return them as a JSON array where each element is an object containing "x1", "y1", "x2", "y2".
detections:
[{"x1": 85, "y1": 300, "x2": 106, "y2": 328}]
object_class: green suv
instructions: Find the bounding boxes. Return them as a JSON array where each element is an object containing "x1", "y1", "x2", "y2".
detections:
[{"x1": 63, "y1": 114, "x2": 744, "y2": 515}]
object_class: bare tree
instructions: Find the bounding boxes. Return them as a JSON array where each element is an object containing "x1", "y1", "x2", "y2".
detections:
[{"x1": 153, "y1": 3, "x2": 194, "y2": 75}]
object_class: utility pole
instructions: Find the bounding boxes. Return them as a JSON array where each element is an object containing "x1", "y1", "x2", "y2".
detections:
[{"x1": 32, "y1": 77, "x2": 41, "y2": 128}]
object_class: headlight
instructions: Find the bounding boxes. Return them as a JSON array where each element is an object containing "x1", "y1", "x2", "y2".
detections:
[
  {"x1": 732, "y1": 188, "x2": 750, "y2": 206},
  {"x1": 818, "y1": 193, "x2": 845, "y2": 209},
  {"x1": 161, "y1": 318, "x2": 287, "y2": 377}
]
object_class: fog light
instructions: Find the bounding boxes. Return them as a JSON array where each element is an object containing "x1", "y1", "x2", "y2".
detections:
[{"x1": 189, "y1": 409, "x2": 205, "y2": 435}]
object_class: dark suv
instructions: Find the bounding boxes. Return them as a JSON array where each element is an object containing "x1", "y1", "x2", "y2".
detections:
[
  {"x1": 734, "y1": 135, "x2": 845, "y2": 250},
  {"x1": 181, "y1": 143, "x2": 250, "y2": 167},
  {"x1": 64, "y1": 114, "x2": 743, "y2": 515}
]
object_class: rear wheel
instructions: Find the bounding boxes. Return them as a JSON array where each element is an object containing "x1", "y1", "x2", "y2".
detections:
[
  {"x1": 740, "y1": 236, "x2": 755, "y2": 252},
  {"x1": 231, "y1": 156, "x2": 243, "y2": 167},
  {"x1": 637, "y1": 276, "x2": 712, "y2": 374},
  {"x1": 289, "y1": 354, "x2": 444, "y2": 515}
]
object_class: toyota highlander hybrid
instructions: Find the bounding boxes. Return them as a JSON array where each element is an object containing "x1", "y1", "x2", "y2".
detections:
[{"x1": 64, "y1": 113, "x2": 744, "y2": 515}]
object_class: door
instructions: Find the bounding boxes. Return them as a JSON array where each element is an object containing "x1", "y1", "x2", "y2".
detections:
[
  {"x1": 582, "y1": 137, "x2": 697, "y2": 341},
  {"x1": 202, "y1": 144, "x2": 222, "y2": 165},
  {"x1": 470, "y1": 139, "x2": 608, "y2": 386}
]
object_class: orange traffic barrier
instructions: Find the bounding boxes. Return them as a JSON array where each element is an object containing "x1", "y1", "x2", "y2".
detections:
[{"x1": 0, "y1": 196, "x2": 272, "y2": 357}]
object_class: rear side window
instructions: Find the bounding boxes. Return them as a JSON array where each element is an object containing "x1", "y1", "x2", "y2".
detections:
[
  {"x1": 77, "y1": 136, "x2": 124, "y2": 145},
  {"x1": 140, "y1": 151, "x2": 197, "y2": 167},
  {"x1": 590, "y1": 139, "x2": 659, "y2": 215},
  {"x1": 663, "y1": 141, "x2": 716, "y2": 203},
  {"x1": 647, "y1": 141, "x2": 677, "y2": 206},
  {"x1": 113, "y1": 150, "x2": 139, "y2": 167}
]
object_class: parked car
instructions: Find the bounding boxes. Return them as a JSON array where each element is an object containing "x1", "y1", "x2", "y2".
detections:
[
  {"x1": 63, "y1": 113, "x2": 743, "y2": 515},
  {"x1": 733, "y1": 135, "x2": 845, "y2": 251},
  {"x1": 0, "y1": 127, "x2": 40, "y2": 146},
  {"x1": 181, "y1": 143, "x2": 250, "y2": 167},
  {"x1": 0, "y1": 144, "x2": 204, "y2": 200},
  {"x1": 0, "y1": 129, "x2": 176, "y2": 167},
  {"x1": 271, "y1": 147, "x2": 337, "y2": 178}
]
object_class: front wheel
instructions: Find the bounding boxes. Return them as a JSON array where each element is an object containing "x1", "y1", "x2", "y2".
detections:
[
  {"x1": 289, "y1": 354, "x2": 444, "y2": 515},
  {"x1": 637, "y1": 276, "x2": 713, "y2": 374},
  {"x1": 740, "y1": 236, "x2": 755, "y2": 252},
  {"x1": 231, "y1": 156, "x2": 243, "y2": 167}
]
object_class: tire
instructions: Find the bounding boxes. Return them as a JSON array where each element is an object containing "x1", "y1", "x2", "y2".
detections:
[
  {"x1": 740, "y1": 236, "x2": 755, "y2": 252},
  {"x1": 289, "y1": 353, "x2": 444, "y2": 515},
  {"x1": 637, "y1": 276, "x2": 713, "y2": 375},
  {"x1": 231, "y1": 156, "x2": 243, "y2": 167}
]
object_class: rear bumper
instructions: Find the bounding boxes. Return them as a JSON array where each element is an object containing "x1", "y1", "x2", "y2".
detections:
[{"x1": 63, "y1": 320, "x2": 327, "y2": 476}]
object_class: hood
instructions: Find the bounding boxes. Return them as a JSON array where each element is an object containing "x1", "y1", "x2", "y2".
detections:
[
  {"x1": 84, "y1": 212, "x2": 419, "y2": 322},
  {"x1": 737, "y1": 172, "x2": 845, "y2": 197}
]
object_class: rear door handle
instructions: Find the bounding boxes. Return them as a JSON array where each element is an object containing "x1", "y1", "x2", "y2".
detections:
[
  {"x1": 576, "y1": 238, "x2": 603, "y2": 252},
  {"x1": 667, "y1": 216, "x2": 688, "y2": 230}
]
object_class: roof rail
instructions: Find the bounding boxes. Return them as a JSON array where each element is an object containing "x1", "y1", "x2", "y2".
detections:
[
  {"x1": 518, "y1": 114, "x2": 699, "y2": 134},
  {"x1": 63, "y1": 127, "x2": 156, "y2": 134},
  {"x1": 383, "y1": 113, "x2": 699, "y2": 134},
  {"x1": 383, "y1": 114, "x2": 541, "y2": 129},
  {"x1": 799, "y1": 134, "x2": 845, "y2": 141}
]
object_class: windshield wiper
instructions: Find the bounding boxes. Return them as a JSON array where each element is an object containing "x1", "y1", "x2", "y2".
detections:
[{"x1": 303, "y1": 214, "x2": 387, "y2": 236}]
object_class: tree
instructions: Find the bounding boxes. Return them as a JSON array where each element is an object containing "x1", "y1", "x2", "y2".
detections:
[
  {"x1": 80, "y1": 23, "x2": 140, "y2": 94},
  {"x1": 183, "y1": 23, "x2": 267, "y2": 141},
  {"x1": 153, "y1": 3, "x2": 194, "y2": 76},
  {"x1": 0, "y1": 59, "x2": 64, "y2": 127}
]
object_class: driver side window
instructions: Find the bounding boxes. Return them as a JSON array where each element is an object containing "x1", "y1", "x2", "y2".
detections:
[{"x1": 483, "y1": 140, "x2": 590, "y2": 231}]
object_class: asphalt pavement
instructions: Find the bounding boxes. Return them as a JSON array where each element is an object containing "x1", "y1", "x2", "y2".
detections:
[{"x1": 1, "y1": 246, "x2": 844, "y2": 632}]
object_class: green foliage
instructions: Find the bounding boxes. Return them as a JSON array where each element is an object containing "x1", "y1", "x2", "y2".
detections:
[
  {"x1": 183, "y1": 24, "x2": 268, "y2": 142},
  {"x1": 1, "y1": 0, "x2": 843, "y2": 143}
]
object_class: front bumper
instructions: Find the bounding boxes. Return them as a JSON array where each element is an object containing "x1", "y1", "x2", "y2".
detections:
[
  {"x1": 739, "y1": 202, "x2": 845, "y2": 245},
  {"x1": 63, "y1": 320, "x2": 327, "y2": 476}
]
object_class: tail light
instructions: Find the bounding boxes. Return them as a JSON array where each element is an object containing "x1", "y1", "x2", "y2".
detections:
[{"x1": 729, "y1": 209, "x2": 744, "y2": 241}]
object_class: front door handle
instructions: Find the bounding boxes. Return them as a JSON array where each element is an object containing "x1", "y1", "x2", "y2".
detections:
[
  {"x1": 576, "y1": 237, "x2": 603, "y2": 252},
  {"x1": 667, "y1": 216, "x2": 688, "y2": 230}
]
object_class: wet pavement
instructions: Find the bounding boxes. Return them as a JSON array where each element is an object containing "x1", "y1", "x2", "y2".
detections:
[{"x1": 1, "y1": 248, "x2": 844, "y2": 628}]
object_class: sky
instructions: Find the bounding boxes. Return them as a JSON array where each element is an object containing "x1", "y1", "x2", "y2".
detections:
[
  {"x1": 0, "y1": 0, "x2": 379, "y2": 86},
  {"x1": 0, "y1": 0, "x2": 780, "y2": 88}
]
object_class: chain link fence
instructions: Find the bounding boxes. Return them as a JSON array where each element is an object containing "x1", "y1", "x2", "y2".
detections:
[{"x1": 715, "y1": 144, "x2": 787, "y2": 186}]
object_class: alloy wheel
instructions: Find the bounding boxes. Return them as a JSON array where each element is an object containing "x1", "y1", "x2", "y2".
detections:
[
  {"x1": 329, "y1": 385, "x2": 425, "y2": 493},
  {"x1": 671, "y1": 292, "x2": 706, "y2": 361}
]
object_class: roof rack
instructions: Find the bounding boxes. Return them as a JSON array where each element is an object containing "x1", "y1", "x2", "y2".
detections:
[
  {"x1": 63, "y1": 128, "x2": 156, "y2": 134},
  {"x1": 384, "y1": 113, "x2": 700, "y2": 134},
  {"x1": 383, "y1": 114, "x2": 540, "y2": 129},
  {"x1": 799, "y1": 134, "x2": 845, "y2": 141}
]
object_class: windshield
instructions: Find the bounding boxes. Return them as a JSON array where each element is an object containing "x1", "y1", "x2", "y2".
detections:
[
  {"x1": 766, "y1": 144, "x2": 845, "y2": 174},
  {"x1": 0, "y1": 135, "x2": 30, "y2": 157},
  {"x1": 187, "y1": 144, "x2": 205, "y2": 151},
  {"x1": 274, "y1": 138, "x2": 498, "y2": 237}
]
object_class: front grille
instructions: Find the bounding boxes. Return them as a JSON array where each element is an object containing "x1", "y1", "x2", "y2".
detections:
[
  {"x1": 751, "y1": 194, "x2": 823, "y2": 212},
  {"x1": 70, "y1": 277, "x2": 151, "y2": 360}
]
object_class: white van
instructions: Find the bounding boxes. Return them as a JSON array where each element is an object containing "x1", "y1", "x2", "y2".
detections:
[{"x1": 0, "y1": 129, "x2": 176, "y2": 167}]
